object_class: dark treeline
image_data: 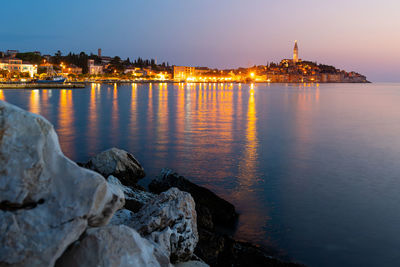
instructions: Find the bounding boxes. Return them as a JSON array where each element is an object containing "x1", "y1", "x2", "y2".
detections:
[
  {"x1": 8, "y1": 51, "x2": 172, "y2": 74},
  {"x1": 51, "y1": 51, "x2": 171, "y2": 74}
]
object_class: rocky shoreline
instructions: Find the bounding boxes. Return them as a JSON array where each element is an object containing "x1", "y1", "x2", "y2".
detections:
[{"x1": 0, "y1": 100, "x2": 304, "y2": 267}]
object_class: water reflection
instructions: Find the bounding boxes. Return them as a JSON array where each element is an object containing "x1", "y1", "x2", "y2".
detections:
[
  {"x1": 111, "y1": 83, "x2": 119, "y2": 142},
  {"x1": 0, "y1": 90, "x2": 5, "y2": 101},
  {"x1": 40, "y1": 90, "x2": 50, "y2": 119},
  {"x1": 87, "y1": 84, "x2": 99, "y2": 153},
  {"x1": 129, "y1": 83, "x2": 138, "y2": 140},
  {"x1": 58, "y1": 89, "x2": 75, "y2": 158},
  {"x1": 156, "y1": 83, "x2": 169, "y2": 151},
  {"x1": 29, "y1": 90, "x2": 41, "y2": 114},
  {"x1": 234, "y1": 83, "x2": 264, "y2": 241}
]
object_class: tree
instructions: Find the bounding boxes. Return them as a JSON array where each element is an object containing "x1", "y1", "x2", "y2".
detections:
[{"x1": 16, "y1": 52, "x2": 42, "y2": 64}]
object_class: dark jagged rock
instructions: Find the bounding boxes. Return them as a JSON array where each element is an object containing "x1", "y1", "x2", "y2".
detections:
[
  {"x1": 149, "y1": 168, "x2": 238, "y2": 230},
  {"x1": 195, "y1": 228, "x2": 305, "y2": 267},
  {"x1": 84, "y1": 148, "x2": 145, "y2": 187}
]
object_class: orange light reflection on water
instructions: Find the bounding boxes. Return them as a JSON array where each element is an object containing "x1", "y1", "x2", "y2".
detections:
[
  {"x1": 87, "y1": 84, "x2": 99, "y2": 153},
  {"x1": 0, "y1": 90, "x2": 5, "y2": 101},
  {"x1": 29, "y1": 90, "x2": 41, "y2": 114},
  {"x1": 111, "y1": 83, "x2": 119, "y2": 142},
  {"x1": 129, "y1": 83, "x2": 138, "y2": 139},
  {"x1": 58, "y1": 89, "x2": 75, "y2": 158},
  {"x1": 233, "y1": 83, "x2": 265, "y2": 241},
  {"x1": 156, "y1": 83, "x2": 169, "y2": 157}
]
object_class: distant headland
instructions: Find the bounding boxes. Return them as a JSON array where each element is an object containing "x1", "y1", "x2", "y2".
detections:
[{"x1": 0, "y1": 42, "x2": 368, "y2": 83}]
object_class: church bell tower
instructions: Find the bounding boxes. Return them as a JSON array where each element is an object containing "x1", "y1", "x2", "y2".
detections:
[{"x1": 293, "y1": 40, "x2": 299, "y2": 63}]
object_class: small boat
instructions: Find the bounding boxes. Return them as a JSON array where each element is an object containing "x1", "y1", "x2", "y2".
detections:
[{"x1": 36, "y1": 76, "x2": 66, "y2": 84}]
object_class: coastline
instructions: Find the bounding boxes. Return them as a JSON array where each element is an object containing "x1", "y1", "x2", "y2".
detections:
[
  {"x1": 0, "y1": 80, "x2": 371, "y2": 90},
  {"x1": 0, "y1": 83, "x2": 85, "y2": 89}
]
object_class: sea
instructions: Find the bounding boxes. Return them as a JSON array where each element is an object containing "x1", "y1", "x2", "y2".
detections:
[{"x1": 1, "y1": 82, "x2": 400, "y2": 267}]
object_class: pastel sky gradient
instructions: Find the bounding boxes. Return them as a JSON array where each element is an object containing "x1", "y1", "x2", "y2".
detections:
[{"x1": 1, "y1": 0, "x2": 399, "y2": 81}]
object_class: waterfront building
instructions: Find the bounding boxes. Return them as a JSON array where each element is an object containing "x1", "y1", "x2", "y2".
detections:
[
  {"x1": 0, "y1": 57, "x2": 37, "y2": 77},
  {"x1": 293, "y1": 40, "x2": 299, "y2": 63},
  {"x1": 88, "y1": 59, "x2": 103, "y2": 75},
  {"x1": 63, "y1": 64, "x2": 82, "y2": 75},
  {"x1": 124, "y1": 67, "x2": 137, "y2": 74},
  {"x1": 194, "y1": 67, "x2": 210, "y2": 75},
  {"x1": 173, "y1": 66, "x2": 195, "y2": 81}
]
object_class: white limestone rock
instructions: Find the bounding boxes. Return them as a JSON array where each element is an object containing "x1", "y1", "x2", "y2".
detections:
[
  {"x1": 0, "y1": 100, "x2": 125, "y2": 267},
  {"x1": 85, "y1": 147, "x2": 145, "y2": 186},
  {"x1": 109, "y1": 209, "x2": 135, "y2": 226},
  {"x1": 129, "y1": 188, "x2": 198, "y2": 263},
  {"x1": 107, "y1": 175, "x2": 155, "y2": 212},
  {"x1": 56, "y1": 225, "x2": 171, "y2": 267}
]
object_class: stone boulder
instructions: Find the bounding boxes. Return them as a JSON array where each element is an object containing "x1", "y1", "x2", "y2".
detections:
[
  {"x1": 85, "y1": 147, "x2": 145, "y2": 186},
  {"x1": 127, "y1": 188, "x2": 198, "y2": 263},
  {"x1": 149, "y1": 169, "x2": 238, "y2": 230},
  {"x1": 56, "y1": 225, "x2": 171, "y2": 267},
  {"x1": 107, "y1": 175, "x2": 155, "y2": 212},
  {"x1": 109, "y1": 209, "x2": 135, "y2": 226},
  {"x1": 0, "y1": 101, "x2": 125, "y2": 267}
]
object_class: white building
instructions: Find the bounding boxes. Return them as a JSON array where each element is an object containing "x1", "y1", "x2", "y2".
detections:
[
  {"x1": 88, "y1": 59, "x2": 103, "y2": 75},
  {"x1": 0, "y1": 58, "x2": 37, "y2": 77}
]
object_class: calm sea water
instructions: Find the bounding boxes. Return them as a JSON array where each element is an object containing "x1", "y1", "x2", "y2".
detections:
[{"x1": 1, "y1": 83, "x2": 400, "y2": 267}]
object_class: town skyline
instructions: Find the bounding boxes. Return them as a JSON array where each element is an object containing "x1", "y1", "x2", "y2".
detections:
[
  {"x1": 1, "y1": 0, "x2": 399, "y2": 82},
  {"x1": 0, "y1": 41, "x2": 368, "y2": 84}
]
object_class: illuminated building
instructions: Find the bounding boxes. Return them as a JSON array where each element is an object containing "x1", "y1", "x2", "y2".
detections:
[
  {"x1": 293, "y1": 40, "x2": 299, "y2": 63},
  {"x1": 63, "y1": 64, "x2": 82, "y2": 75},
  {"x1": 173, "y1": 66, "x2": 195, "y2": 81},
  {"x1": 0, "y1": 57, "x2": 37, "y2": 77},
  {"x1": 88, "y1": 59, "x2": 103, "y2": 75}
]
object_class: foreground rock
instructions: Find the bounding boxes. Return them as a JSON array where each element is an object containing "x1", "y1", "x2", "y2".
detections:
[
  {"x1": 109, "y1": 209, "x2": 135, "y2": 226},
  {"x1": 0, "y1": 101, "x2": 125, "y2": 267},
  {"x1": 107, "y1": 175, "x2": 155, "y2": 212},
  {"x1": 120, "y1": 188, "x2": 198, "y2": 263},
  {"x1": 85, "y1": 147, "x2": 145, "y2": 186},
  {"x1": 56, "y1": 225, "x2": 171, "y2": 267},
  {"x1": 149, "y1": 169, "x2": 238, "y2": 231}
]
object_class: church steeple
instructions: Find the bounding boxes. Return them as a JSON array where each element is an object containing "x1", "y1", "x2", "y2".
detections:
[{"x1": 293, "y1": 40, "x2": 299, "y2": 63}]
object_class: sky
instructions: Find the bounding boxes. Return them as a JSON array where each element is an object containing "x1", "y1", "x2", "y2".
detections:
[{"x1": 1, "y1": 0, "x2": 399, "y2": 82}]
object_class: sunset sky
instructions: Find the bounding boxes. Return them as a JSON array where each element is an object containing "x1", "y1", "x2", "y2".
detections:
[{"x1": 1, "y1": 0, "x2": 399, "y2": 81}]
